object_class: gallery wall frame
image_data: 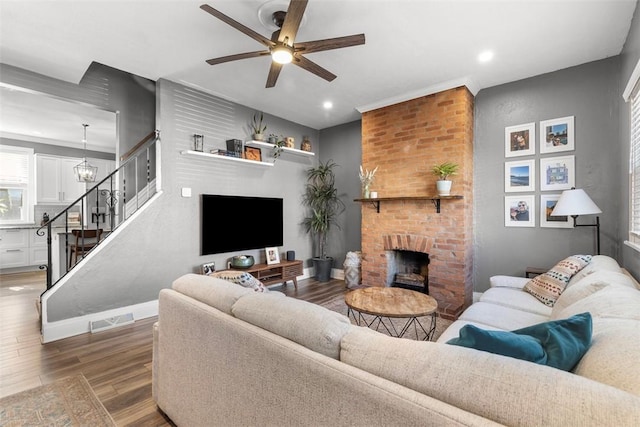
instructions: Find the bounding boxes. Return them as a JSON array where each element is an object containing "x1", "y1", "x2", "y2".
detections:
[
  {"x1": 540, "y1": 155, "x2": 575, "y2": 191},
  {"x1": 505, "y1": 159, "x2": 535, "y2": 192},
  {"x1": 505, "y1": 195, "x2": 535, "y2": 227},
  {"x1": 505, "y1": 122, "x2": 536, "y2": 158},
  {"x1": 540, "y1": 194, "x2": 573, "y2": 228},
  {"x1": 540, "y1": 116, "x2": 575, "y2": 154}
]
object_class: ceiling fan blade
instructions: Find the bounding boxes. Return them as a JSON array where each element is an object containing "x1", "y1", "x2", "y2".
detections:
[
  {"x1": 206, "y1": 50, "x2": 271, "y2": 66},
  {"x1": 292, "y1": 55, "x2": 336, "y2": 82},
  {"x1": 266, "y1": 62, "x2": 284, "y2": 88},
  {"x1": 278, "y1": 0, "x2": 308, "y2": 43},
  {"x1": 295, "y1": 34, "x2": 365, "y2": 54},
  {"x1": 200, "y1": 4, "x2": 274, "y2": 48}
]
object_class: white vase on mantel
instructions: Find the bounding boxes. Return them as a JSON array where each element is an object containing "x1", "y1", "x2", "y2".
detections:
[{"x1": 436, "y1": 180, "x2": 452, "y2": 196}]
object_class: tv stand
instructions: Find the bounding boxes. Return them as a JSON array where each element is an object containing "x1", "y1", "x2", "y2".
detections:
[{"x1": 232, "y1": 260, "x2": 303, "y2": 289}]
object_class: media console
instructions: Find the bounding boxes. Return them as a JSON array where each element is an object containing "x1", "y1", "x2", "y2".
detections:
[{"x1": 232, "y1": 259, "x2": 303, "y2": 289}]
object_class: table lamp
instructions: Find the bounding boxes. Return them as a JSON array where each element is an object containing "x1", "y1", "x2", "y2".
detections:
[{"x1": 551, "y1": 188, "x2": 602, "y2": 254}]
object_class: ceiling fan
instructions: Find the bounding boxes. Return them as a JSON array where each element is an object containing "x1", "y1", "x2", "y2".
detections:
[{"x1": 200, "y1": 0, "x2": 365, "y2": 88}]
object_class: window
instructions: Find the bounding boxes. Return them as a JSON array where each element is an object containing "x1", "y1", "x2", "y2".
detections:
[
  {"x1": 0, "y1": 145, "x2": 34, "y2": 224},
  {"x1": 625, "y1": 59, "x2": 640, "y2": 249}
]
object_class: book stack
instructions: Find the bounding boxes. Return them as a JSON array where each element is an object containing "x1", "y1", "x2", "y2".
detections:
[{"x1": 211, "y1": 149, "x2": 242, "y2": 158}]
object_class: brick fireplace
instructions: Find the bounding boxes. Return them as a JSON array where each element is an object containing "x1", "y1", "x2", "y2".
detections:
[{"x1": 360, "y1": 86, "x2": 474, "y2": 319}]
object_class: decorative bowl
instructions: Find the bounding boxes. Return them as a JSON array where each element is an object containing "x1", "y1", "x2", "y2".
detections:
[{"x1": 231, "y1": 255, "x2": 255, "y2": 269}]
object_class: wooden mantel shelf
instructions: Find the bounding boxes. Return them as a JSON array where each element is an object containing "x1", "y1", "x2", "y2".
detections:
[{"x1": 353, "y1": 195, "x2": 463, "y2": 214}]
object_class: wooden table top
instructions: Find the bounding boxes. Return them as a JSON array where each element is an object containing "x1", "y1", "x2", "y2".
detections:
[{"x1": 345, "y1": 287, "x2": 438, "y2": 318}]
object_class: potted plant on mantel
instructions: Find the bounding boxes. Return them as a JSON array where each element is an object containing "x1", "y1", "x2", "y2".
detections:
[
  {"x1": 302, "y1": 160, "x2": 345, "y2": 282},
  {"x1": 251, "y1": 111, "x2": 267, "y2": 141},
  {"x1": 432, "y1": 161, "x2": 459, "y2": 196}
]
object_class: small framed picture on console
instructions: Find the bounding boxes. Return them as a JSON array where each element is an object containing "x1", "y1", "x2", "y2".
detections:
[
  {"x1": 265, "y1": 247, "x2": 280, "y2": 265},
  {"x1": 201, "y1": 262, "x2": 215, "y2": 275}
]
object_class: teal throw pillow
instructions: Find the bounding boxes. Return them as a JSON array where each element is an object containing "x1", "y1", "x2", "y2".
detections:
[{"x1": 447, "y1": 312, "x2": 592, "y2": 371}]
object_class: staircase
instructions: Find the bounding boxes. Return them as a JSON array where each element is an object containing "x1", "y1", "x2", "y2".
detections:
[{"x1": 37, "y1": 131, "x2": 160, "y2": 295}]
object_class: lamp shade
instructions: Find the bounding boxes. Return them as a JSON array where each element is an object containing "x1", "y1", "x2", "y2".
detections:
[{"x1": 551, "y1": 189, "x2": 602, "y2": 216}]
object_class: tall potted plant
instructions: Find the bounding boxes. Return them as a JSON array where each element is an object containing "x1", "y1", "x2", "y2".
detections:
[{"x1": 302, "y1": 160, "x2": 345, "y2": 281}]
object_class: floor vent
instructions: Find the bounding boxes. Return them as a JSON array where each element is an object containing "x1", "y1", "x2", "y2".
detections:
[{"x1": 90, "y1": 313, "x2": 134, "y2": 333}]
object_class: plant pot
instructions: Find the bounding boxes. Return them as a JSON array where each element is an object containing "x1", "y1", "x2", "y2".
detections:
[
  {"x1": 436, "y1": 180, "x2": 452, "y2": 196},
  {"x1": 253, "y1": 133, "x2": 264, "y2": 141},
  {"x1": 313, "y1": 257, "x2": 333, "y2": 282}
]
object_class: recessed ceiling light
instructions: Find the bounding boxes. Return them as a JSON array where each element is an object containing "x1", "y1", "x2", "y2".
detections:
[
  {"x1": 323, "y1": 101, "x2": 333, "y2": 109},
  {"x1": 478, "y1": 50, "x2": 494, "y2": 63}
]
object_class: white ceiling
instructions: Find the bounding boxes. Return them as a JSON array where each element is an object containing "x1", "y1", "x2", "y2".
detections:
[{"x1": 0, "y1": 0, "x2": 637, "y2": 133}]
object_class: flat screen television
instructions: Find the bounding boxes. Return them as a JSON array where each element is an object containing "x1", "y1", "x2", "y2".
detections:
[{"x1": 201, "y1": 194, "x2": 283, "y2": 255}]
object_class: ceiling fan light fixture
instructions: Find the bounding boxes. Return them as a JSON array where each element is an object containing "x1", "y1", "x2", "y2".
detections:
[{"x1": 271, "y1": 44, "x2": 293, "y2": 64}]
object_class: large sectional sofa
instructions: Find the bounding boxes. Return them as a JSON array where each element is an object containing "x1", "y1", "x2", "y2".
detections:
[{"x1": 152, "y1": 255, "x2": 640, "y2": 426}]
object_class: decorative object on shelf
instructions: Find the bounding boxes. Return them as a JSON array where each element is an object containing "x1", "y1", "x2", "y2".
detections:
[
  {"x1": 201, "y1": 261, "x2": 216, "y2": 275},
  {"x1": 286, "y1": 250, "x2": 295, "y2": 261},
  {"x1": 267, "y1": 134, "x2": 278, "y2": 144},
  {"x1": 226, "y1": 139, "x2": 243, "y2": 156},
  {"x1": 244, "y1": 146, "x2": 262, "y2": 162},
  {"x1": 265, "y1": 247, "x2": 280, "y2": 265},
  {"x1": 284, "y1": 136, "x2": 295, "y2": 148},
  {"x1": 271, "y1": 136, "x2": 286, "y2": 161},
  {"x1": 211, "y1": 149, "x2": 242, "y2": 158},
  {"x1": 359, "y1": 164, "x2": 378, "y2": 199},
  {"x1": 74, "y1": 124, "x2": 98, "y2": 183},
  {"x1": 370, "y1": 191, "x2": 378, "y2": 198},
  {"x1": 302, "y1": 160, "x2": 345, "y2": 281},
  {"x1": 301, "y1": 136, "x2": 312, "y2": 152},
  {"x1": 231, "y1": 255, "x2": 255, "y2": 269},
  {"x1": 551, "y1": 188, "x2": 602, "y2": 254},
  {"x1": 251, "y1": 111, "x2": 267, "y2": 141},
  {"x1": 193, "y1": 134, "x2": 204, "y2": 152},
  {"x1": 432, "y1": 161, "x2": 459, "y2": 196}
]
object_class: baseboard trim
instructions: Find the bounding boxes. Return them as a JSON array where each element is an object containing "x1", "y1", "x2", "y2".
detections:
[{"x1": 41, "y1": 300, "x2": 158, "y2": 343}]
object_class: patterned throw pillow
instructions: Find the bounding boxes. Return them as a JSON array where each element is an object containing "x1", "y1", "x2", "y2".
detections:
[
  {"x1": 208, "y1": 270, "x2": 268, "y2": 293},
  {"x1": 523, "y1": 255, "x2": 592, "y2": 307}
]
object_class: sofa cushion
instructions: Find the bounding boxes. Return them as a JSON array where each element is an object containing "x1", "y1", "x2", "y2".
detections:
[
  {"x1": 209, "y1": 270, "x2": 268, "y2": 292},
  {"x1": 552, "y1": 270, "x2": 636, "y2": 317},
  {"x1": 567, "y1": 255, "x2": 621, "y2": 287},
  {"x1": 523, "y1": 254, "x2": 592, "y2": 306},
  {"x1": 479, "y1": 287, "x2": 552, "y2": 316},
  {"x1": 447, "y1": 313, "x2": 592, "y2": 371},
  {"x1": 458, "y1": 301, "x2": 549, "y2": 330},
  {"x1": 551, "y1": 284, "x2": 640, "y2": 321},
  {"x1": 172, "y1": 273, "x2": 253, "y2": 315},
  {"x1": 573, "y1": 317, "x2": 640, "y2": 396},
  {"x1": 231, "y1": 293, "x2": 352, "y2": 359}
]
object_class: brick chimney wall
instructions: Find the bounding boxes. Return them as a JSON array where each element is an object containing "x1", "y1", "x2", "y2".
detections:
[{"x1": 360, "y1": 86, "x2": 474, "y2": 319}]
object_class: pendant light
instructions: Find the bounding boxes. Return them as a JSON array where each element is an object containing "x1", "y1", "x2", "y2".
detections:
[{"x1": 74, "y1": 123, "x2": 98, "y2": 182}]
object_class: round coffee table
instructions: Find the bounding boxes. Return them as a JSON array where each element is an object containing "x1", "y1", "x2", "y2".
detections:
[{"x1": 345, "y1": 287, "x2": 438, "y2": 340}]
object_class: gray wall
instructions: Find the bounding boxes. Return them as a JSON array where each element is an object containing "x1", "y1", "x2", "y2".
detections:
[
  {"x1": 620, "y1": 3, "x2": 640, "y2": 279},
  {"x1": 318, "y1": 120, "x2": 362, "y2": 268},
  {"x1": 46, "y1": 78, "x2": 319, "y2": 321},
  {"x1": 473, "y1": 57, "x2": 622, "y2": 291}
]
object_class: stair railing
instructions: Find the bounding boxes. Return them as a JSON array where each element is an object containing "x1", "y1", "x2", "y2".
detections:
[{"x1": 37, "y1": 130, "x2": 160, "y2": 291}]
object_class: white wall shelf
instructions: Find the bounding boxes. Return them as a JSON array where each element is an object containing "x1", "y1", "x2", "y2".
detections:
[
  {"x1": 180, "y1": 150, "x2": 274, "y2": 167},
  {"x1": 245, "y1": 140, "x2": 315, "y2": 157}
]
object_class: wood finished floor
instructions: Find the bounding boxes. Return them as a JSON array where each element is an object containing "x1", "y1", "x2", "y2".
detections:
[{"x1": 0, "y1": 271, "x2": 348, "y2": 426}]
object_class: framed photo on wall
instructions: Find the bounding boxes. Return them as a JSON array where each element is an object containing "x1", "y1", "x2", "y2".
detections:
[
  {"x1": 540, "y1": 116, "x2": 575, "y2": 154},
  {"x1": 505, "y1": 195, "x2": 535, "y2": 227},
  {"x1": 244, "y1": 146, "x2": 262, "y2": 162},
  {"x1": 505, "y1": 159, "x2": 535, "y2": 192},
  {"x1": 540, "y1": 155, "x2": 575, "y2": 191},
  {"x1": 265, "y1": 247, "x2": 280, "y2": 265},
  {"x1": 505, "y1": 122, "x2": 536, "y2": 158},
  {"x1": 540, "y1": 194, "x2": 573, "y2": 228}
]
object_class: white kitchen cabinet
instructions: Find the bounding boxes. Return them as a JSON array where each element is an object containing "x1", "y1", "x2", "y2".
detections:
[
  {"x1": 0, "y1": 229, "x2": 29, "y2": 268},
  {"x1": 29, "y1": 229, "x2": 48, "y2": 265},
  {"x1": 35, "y1": 154, "x2": 86, "y2": 204}
]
